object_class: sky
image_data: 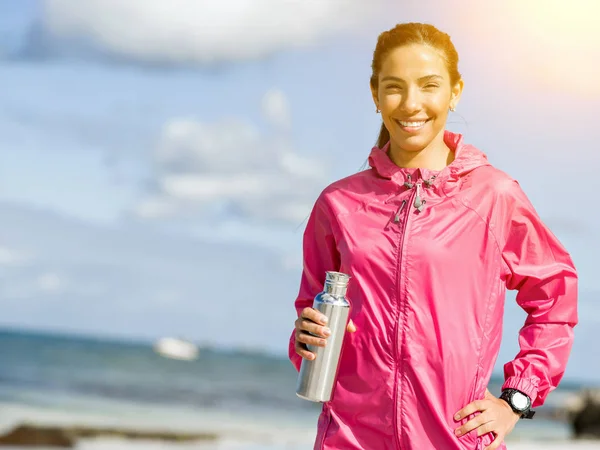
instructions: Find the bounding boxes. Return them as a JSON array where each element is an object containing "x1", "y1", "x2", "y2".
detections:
[{"x1": 0, "y1": 0, "x2": 599, "y2": 383}]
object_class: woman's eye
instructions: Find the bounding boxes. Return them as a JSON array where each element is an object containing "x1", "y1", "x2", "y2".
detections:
[{"x1": 424, "y1": 84, "x2": 439, "y2": 89}]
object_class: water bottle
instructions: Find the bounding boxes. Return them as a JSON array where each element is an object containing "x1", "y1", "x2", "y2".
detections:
[{"x1": 296, "y1": 271, "x2": 351, "y2": 402}]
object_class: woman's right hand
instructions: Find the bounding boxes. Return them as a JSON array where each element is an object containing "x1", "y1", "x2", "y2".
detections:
[{"x1": 294, "y1": 307, "x2": 356, "y2": 360}]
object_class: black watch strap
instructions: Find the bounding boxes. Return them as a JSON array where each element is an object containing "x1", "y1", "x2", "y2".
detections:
[{"x1": 521, "y1": 409, "x2": 536, "y2": 419}]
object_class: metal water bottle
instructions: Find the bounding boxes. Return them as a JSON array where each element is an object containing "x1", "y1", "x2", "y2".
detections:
[{"x1": 296, "y1": 271, "x2": 351, "y2": 402}]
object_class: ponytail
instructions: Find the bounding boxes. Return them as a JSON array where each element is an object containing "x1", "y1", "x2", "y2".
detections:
[{"x1": 376, "y1": 122, "x2": 390, "y2": 149}]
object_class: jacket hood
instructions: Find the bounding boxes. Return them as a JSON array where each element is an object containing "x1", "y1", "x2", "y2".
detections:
[{"x1": 367, "y1": 130, "x2": 490, "y2": 185}]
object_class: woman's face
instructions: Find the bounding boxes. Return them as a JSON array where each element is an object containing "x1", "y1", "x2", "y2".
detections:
[{"x1": 372, "y1": 44, "x2": 463, "y2": 153}]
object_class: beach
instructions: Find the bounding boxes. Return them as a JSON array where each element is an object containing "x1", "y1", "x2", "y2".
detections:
[{"x1": 0, "y1": 329, "x2": 596, "y2": 450}]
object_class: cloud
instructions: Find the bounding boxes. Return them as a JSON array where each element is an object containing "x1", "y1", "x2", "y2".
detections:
[
  {"x1": 36, "y1": 272, "x2": 63, "y2": 292},
  {"x1": 0, "y1": 202, "x2": 301, "y2": 354},
  {"x1": 25, "y1": 0, "x2": 386, "y2": 65},
  {"x1": 0, "y1": 246, "x2": 30, "y2": 266},
  {"x1": 133, "y1": 90, "x2": 327, "y2": 224},
  {"x1": 262, "y1": 88, "x2": 291, "y2": 131}
]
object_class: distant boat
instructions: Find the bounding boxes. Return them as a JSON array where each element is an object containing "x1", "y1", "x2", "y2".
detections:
[{"x1": 153, "y1": 337, "x2": 199, "y2": 361}]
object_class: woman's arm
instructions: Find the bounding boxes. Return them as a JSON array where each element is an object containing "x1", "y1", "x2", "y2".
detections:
[
  {"x1": 288, "y1": 192, "x2": 341, "y2": 371},
  {"x1": 499, "y1": 180, "x2": 578, "y2": 407}
]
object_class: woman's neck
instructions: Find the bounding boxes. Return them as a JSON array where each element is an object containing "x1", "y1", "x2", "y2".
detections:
[{"x1": 388, "y1": 137, "x2": 454, "y2": 171}]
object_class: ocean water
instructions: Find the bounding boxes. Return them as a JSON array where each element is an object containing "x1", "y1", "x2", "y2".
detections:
[{"x1": 0, "y1": 329, "x2": 588, "y2": 449}]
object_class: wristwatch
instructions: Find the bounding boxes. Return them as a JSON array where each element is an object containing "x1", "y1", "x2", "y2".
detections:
[{"x1": 499, "y1": 389, "x2": 535, "y2": 419}]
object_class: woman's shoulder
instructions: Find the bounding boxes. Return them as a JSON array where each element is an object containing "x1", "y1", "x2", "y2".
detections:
[
  {"x1": 465, "y1": 164, "x2": 521, "y2": 195},
  {"x1": 316, "y1": 168, "x2": 381, "y2": 215},
  {"x1": 459, "y1": 164, "x2": 534, "y2": 221},
  {"x1": 323, "y1": 167, "x2": 377, "y2": 193}
]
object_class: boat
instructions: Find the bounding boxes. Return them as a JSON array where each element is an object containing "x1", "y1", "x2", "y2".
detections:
[{"x1": 153, "y1": 337, "x2": 199, "y2": 361}]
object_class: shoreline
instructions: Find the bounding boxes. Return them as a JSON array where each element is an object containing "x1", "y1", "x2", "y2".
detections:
[{"x1": 0, "y1": 421, "x2": 598, "y2": 449}]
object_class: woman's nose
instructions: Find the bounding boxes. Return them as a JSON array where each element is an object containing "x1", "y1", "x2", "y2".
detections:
[{"x1": 400, "y1": 88, "x2": 421, "y2": 114}]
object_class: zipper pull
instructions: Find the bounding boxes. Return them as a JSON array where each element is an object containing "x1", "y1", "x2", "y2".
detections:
[
  {"x1": 393, "y1": 200, "x2": 407, "y2": 223},
  {"x1": 403, "y1": 174, "x2": 414, "y2": 189},
  {"x1": 414, "y1": 182, "x2": 425, "y2": 212}
]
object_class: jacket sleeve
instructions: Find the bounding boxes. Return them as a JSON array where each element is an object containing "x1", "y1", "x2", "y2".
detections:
[
  {"x1": 288, "y1": 192, "x2": 341, "y2": 372},
  {"x1": 499, "y1": 180, "x2": 578, "y2": 407}
]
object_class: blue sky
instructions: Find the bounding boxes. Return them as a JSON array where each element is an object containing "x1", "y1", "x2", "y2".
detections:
[{"x1": 0, "y1": 0, "x2": 598, "y2": 383}]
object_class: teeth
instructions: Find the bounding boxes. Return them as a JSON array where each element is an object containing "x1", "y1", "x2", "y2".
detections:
[{"x1": 398, "y1": 120, "x2": 427, "y2": 127}]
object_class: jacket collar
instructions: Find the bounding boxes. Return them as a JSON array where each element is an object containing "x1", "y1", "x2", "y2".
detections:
[{"x1": 367, "y1": 130, "x2": 489, "y2": 183}]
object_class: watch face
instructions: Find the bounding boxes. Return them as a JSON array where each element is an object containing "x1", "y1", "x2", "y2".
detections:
[{"x1": 512, "y1": 392, "x2": 529, "y2": 411}]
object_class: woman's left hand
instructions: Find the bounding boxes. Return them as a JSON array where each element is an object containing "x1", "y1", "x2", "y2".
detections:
[{"x1": 453, "y1": 389, "x2": 520, "y2": 450}]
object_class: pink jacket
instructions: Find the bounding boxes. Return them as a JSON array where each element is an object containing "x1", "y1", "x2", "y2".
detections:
[{"x1": 289, "y1": 131, "x2": 578, "y2": 450}]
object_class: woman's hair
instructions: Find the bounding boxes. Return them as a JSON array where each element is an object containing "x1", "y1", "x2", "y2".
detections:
[{"x1": 370, "y1": 22, "x2": 462, "y2": 148}]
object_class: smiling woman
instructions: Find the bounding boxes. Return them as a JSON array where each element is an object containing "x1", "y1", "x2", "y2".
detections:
[
  {"x1": 289, "y1": 21, "x2": 578, "y2": 450},
  {"x1": 369, "y1": 23, "x2": 463, "y2": 169}
]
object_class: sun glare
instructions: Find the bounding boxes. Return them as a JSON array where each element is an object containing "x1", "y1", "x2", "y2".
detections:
[{"x1": 508, "y1": 0, "x2": 600, "y2": 94}]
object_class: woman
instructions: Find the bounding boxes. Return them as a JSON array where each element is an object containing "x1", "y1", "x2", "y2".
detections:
[{"x1": 289, "y1": 22, "x2": 578, "y2": 450}]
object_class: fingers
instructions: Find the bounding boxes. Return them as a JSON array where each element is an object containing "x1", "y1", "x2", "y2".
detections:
[
  {"x1": 454, "y1": 400, "x2": 488, "y2": 422},
  {"x1": 295, "y1": 308, "x2": 330, "y2": 338},
  {"x1": 301, "y1": 307, "x2": 328, "y2": 325},
  {"x1": 296, "y1": 318, "x2": 331, "y2": 338},
  {"x1": 294, "y1": 308, "x2": 329, "y2": 360},
  {"x1": 454, "y1": 412, "x2": 493, "y2": 438},
  {"x1": 456, "y1": 395, "x2": 516, "y2": 447},
  {"x1": 294, "y1": 308, "x2": 357, "y2": 360},
  {"x1": 295, "y1": 328, "x2": 328, "y2": 348},
  {"x1": 294, "y1": 339, "x2": 316, "y2": 360},
  {"x1": 485, "y1": 434, "x2": 503, "y2": 450}
]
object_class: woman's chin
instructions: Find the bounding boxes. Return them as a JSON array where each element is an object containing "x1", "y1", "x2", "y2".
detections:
[{"x1": 392, "y1": 135, "x2": 432, "y2": 153}]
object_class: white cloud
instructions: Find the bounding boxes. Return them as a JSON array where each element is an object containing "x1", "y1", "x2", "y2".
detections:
[
  {"x1": 37, "y1": 0, "x2": 386, "y2": 65},
  {"x1": 37, "y1": 272, "x2": 63, "y2": 292},
  {"x1": 132, "y1": 197, "x2": 179, "y2": 220},
  {"x1": 161, "y1": 174, "x2": 272, "y2": 200},
  {"x1": 0, "y1": 246, "x2": 30, "y2": 266},
  {"x1": 136, "y1": 90, "x2": 327, "y2": 224},
  {"x1": 262, "y1": 89, "x2": 291, "y2": 131},
  {"x1": 0, "y1": 202, "x2": 301, "y2": 354}
]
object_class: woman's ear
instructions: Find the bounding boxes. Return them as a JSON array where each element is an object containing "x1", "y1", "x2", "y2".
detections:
[{"x1": 450, "y1": 79, "x2": 464, "y2": 110}]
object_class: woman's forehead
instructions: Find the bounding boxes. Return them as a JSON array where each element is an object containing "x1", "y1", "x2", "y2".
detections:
[{"x1": 380, "y1": 45, "x2": 448, "y2": 79}]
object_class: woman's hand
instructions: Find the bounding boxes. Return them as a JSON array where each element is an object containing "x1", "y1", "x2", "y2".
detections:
[
  {"x1": 453, "y1": 389, "x2": 520, "y2": 450},
  {"x1": 294, "y1": 307, "x2": 356, "y2": 360}
]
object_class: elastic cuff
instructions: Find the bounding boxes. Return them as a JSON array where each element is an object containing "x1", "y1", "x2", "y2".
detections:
[{"x1": 502, "y1": 376, "x2": 539, "y2": 404}]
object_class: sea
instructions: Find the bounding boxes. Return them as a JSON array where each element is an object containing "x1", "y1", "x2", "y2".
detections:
[{"x1": 0, "y1": 328, "x2": 593, "y2": 450}]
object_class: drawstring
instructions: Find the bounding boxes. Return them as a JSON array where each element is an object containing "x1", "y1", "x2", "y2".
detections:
[
  {"x1": 403, "y1": 174, "x2": 437, "y2": 212},
  {"x1": 393, "y1": 200, "x2": 407, "y2": 223},
  {"x1": 390, "y1": 173, "x2": 437, "y2": 223}
]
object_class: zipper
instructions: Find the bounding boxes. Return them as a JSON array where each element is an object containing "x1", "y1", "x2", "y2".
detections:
[
  {"x1": 390, "y1": 172, "x2": 436, "y2": 447},
  {"x1": 392, "y1": 187, "x2": 417, "y2": 449}
]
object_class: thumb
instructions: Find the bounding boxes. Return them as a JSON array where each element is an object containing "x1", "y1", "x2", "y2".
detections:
[
  {"x1": 484, "y1": 388, "x2": 494, "y2": 399},
  {"x1": 346, "y1": 320, "x2": 357, "y2": 333}
]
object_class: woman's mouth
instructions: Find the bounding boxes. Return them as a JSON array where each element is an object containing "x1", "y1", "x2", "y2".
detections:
[{"x1": 394, "y1": 118, "x2": 431, "y2": 133}]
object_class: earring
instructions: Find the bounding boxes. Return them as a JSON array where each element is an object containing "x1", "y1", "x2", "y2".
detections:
[
  {"x1": 376, "y1": 107, "x2": 380, "y2": 113},
  {"x1": 449, "y1": 106, "x2": 455, "y2": 112}
]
